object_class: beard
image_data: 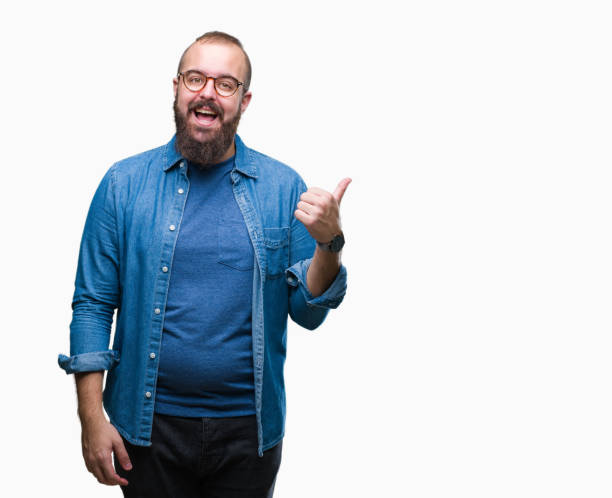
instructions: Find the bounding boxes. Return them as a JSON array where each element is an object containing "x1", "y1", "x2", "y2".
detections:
[{"x1": 173, "y1": 97, "x2": 241, "y2": 169}]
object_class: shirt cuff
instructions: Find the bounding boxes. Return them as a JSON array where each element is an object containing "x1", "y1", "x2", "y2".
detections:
[
  {"x1": 58, "y1": 350, "x2": 120, "y2": 374},
  {"x1": 285, "y1": 258, "x2": 347, "y2": 309}
]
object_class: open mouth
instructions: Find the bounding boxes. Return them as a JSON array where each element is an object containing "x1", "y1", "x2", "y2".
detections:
[{"x1": 192, "y1": 108, "x2": 219, "y2": 126}]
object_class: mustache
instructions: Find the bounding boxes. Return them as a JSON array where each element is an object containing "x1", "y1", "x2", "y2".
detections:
[{"x1": 188, "y1": 99, "x2": 224, "y2": 118}]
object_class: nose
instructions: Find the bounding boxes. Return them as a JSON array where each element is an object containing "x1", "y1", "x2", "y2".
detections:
[{"x1": 199, "y1": 77, "x2": 217, "y2": 100}]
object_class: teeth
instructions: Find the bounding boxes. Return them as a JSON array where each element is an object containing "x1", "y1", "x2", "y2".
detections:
[{"x1": 196, "y1": 109, "x2": 217, "y2": 116}]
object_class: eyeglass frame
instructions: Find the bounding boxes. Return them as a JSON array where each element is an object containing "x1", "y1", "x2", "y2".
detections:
[{"x1": 177, "y1": 70, "x2": 244, "y2": 97}]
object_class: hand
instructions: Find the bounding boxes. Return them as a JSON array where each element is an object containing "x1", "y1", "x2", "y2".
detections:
[
  {"x1": 294, "y1": 177, "x2": 351, "y2": 243},
  {"x1": 81, "y1": 415, "x2": 132, "y2": 486}
]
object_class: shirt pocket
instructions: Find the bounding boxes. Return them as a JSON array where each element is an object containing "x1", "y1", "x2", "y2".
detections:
[
  {"x1": 217, "y1": 219, "x2": 255, "y2": 271},
  {"x1": 263, "y1": 227, "x2": 289, "y2": 279}
]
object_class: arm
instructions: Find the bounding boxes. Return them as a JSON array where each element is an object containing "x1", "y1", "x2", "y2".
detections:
[
  {"x1": 58, "y1": 166, "x2": 130, "y2": 485},
  {"x1": 298, "y1": 177, "x2": 351, "y2": 297},
  {"x1": 75, "y1": 372, "x2": 131, "y2": 486},
  {"x1": 306, "y1": 246, "x2": 342, "y2": 298},
  {"x1": 58, "y1": 166, "x2": 121, "y2": 374},
  {"x1": 286, "y1": 178, "x2": 350, "y2": 329}
]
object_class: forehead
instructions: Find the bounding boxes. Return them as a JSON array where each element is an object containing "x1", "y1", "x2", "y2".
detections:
[{"x1": 181, "y1": 42, "x2": 246, "y2": 81}]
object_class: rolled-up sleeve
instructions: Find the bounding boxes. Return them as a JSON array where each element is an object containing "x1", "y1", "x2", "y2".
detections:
[
  {"x1": 58, "y1": 165, "x2": 121, "y2": 374},
  {"x1": 58, "y1": 350, "x2": 120, "y2": 374},
  {"x1": 285, "y1": 179, "x2": 348, "y2": 330},
  {"x1": 286, "y1": 259, "x2": 347, "y2": 309}
]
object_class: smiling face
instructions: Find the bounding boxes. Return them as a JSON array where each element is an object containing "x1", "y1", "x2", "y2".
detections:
[{"x1": 173, "y1": 41, "x2": 252, "y2": 166}]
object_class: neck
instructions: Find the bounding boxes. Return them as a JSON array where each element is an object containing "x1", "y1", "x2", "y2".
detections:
[{"x1": 216, "y1": 140, "x2": 236, "y2": 163}]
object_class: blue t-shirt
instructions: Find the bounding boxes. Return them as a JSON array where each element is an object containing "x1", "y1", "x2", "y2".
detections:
[{"x1": 154, "y1": 156, "x2": 256, "y2": 417}]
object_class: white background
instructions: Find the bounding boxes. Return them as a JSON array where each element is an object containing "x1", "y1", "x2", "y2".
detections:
[{"x1": 1, "y1": 0, "x2": 611, "y2": 496}]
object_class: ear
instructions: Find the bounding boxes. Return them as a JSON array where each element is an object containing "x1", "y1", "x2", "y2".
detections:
[
  {"x1": 240, "y1": 90, "x2": 252, "y2": 114},
  {"x1": 173, "y1": 77, "x2": 179, "y2": 98}
]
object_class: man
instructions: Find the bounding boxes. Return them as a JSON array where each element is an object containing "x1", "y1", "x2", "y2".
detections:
[{"x1": 58, "y1": 31, "x2": 349, "y2": 497}]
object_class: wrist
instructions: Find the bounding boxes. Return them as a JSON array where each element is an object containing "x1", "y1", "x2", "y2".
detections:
[
  {"x1": 78, "y1": 408, "x2": 106, "y2": 426},
  {"x1": 316, "y1": 231, "x2": 345, "y2": 253}
]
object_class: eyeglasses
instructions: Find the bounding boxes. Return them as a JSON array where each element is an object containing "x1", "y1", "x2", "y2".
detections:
[{"x1": 178, "y1": 70, "x2": 243, "y2": 97}]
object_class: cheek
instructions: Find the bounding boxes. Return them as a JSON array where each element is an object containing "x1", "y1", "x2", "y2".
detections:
[
  {"x1": 181, "y1": 101, "x2": 198, "y2": 121},
  {"x1": 181, "y1": 96, "x2": 192, "y2": 112},
  {"x1": 176, "y1": 90, "x2": 194, "y2": 112},
  {"x1": 222, "y1": 100, "x2": 241, "y2": 119}
]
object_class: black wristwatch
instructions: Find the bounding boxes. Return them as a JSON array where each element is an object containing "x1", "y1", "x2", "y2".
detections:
[{"x1": 316, "y1": 232, "x2": 345, "y2": 253}]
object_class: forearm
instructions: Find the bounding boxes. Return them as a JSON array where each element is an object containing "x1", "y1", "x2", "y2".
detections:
[
  {"x1": 75, "y1": 371, "x2": 105, "y2": 424},
  {"x1": 74, "y1": 370, "x2": 131, "y2": 486},
  {"x1": 306, "y1": 246, "x2": 342, "y2": 297}
]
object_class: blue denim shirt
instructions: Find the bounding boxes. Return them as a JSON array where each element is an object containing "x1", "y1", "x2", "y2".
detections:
[{"x1": 58, "y1": 135, "x2": 347, "y2": 455}]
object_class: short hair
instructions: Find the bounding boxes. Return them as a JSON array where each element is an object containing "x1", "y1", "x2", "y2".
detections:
[{"x1": 177, "y1": 31, "x2": 252, "y2": 93}]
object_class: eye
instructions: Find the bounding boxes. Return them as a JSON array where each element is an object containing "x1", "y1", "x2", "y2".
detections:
[{"x1": 218, "y1": 80, "x2": 234, "y2": 90}]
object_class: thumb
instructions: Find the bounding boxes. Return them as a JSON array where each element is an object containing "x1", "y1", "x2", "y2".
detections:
[
  {"x1": 332, "y1": 177, "x2": 352, "y2": 205},
  {"x1": 113, "y1": 437, "x2": 132, "y2": 471}
]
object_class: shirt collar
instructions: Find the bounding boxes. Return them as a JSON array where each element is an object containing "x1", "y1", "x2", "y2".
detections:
[{"x1": 163, "y1": 134, "x2": 258, "y2": 179}]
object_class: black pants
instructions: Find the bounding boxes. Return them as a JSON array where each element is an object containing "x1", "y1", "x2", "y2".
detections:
[{"x1": 114, "y1": 413, "x2": 282, "y2": 498}]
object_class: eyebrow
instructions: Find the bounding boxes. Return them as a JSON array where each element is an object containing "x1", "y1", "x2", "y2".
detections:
[{"x1": 183, "y1": 69, "x2": 239, "y2": 81}]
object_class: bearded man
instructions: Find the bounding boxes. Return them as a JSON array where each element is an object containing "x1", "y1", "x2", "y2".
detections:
[{"x1": 58, "y1": 31, "x2": 349, "y2": 498}]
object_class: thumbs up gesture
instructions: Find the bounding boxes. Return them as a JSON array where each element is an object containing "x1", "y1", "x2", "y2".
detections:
[{"x1": 294, "y1": 177, "x2": 352, "y2": 243}]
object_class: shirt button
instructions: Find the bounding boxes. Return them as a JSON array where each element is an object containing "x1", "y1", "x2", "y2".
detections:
[
  {"x1": 145, "y1": 391, "x2": 152, "y2": 398},
  {"x1": 149, "y1": 352, "x2": 156, "y2": 359},
  {"x1": 169, "y1": 224, "x2": 176, "y2": 231},
  {"x1": 154, "y1": 308, "x2": 161, "y2": 314},
  {"x1": 162, "y1": 266, "x2": 168, "y2": 273},
  {"x1": 178, "y1": 188, "x2": 184, "y2": 194}
]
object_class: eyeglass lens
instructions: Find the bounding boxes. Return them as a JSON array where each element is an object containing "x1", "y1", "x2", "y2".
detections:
[{"x1": 182, "y1": 71, "x2": 238, "y2": 96}]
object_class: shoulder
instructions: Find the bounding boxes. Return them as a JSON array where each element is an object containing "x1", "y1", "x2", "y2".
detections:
[
  {"x1": 109, "y1": 143, "x2": 168, "y2": 182},
  {"x1": 246, "y1": 146, "x2": 307, "y2": 192}
]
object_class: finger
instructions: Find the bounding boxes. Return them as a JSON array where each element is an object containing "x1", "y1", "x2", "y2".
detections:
[
  {"x1": 100, "y1": 452, "x2": 128, "y2": 486},
  {"x1": 113, "y1": 437, "x2": 132, "y2": 472},
  {"x1": 333, "y1": 177, "x2": 352, "y2": 205},
  {"x1": 296, "y1": 201, "x2": 316, "y2": 216},
  {"x1": 91, "y1": 459, "x2": 115, "y2": 486},
  {"x1": 299, "y1": 191, "x2": 320, "y2": 205},
  {"x1": 90, "y1": 462, "x2": 106, "y2": 484},
  {"x1": 307, "y1": 187, "x2": 332, "y2": 198},
  {"x1": 294, "y1": 209, "x2": 313, "y2": 225}
]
